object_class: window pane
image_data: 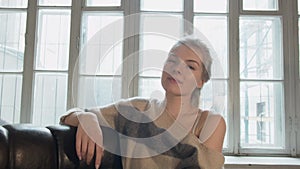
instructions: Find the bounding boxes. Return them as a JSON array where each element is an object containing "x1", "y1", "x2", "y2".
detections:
[
  {"x1": 139, "y1": 47, "x2": 168, "y2": 77},
  {"x1": 0, "y1": 0, "x2": 27, "y2": 8},
  {"x1": 243, "y1": 0, "x2": 278, "y2": 11},
  {"x1": 78, "y1": 76, "x2": 122, "y2": 107},
  {"x1": 0, "y1": 74, "x2": 22, "y2": 123},
  {"x1": 240, "y1": 82, "x2": 284, "y2": 148},
  {"x1": 138, "y1": 77, "x2": 164, "y2": 100},
  {"x1": 140, "y1": 14, "x2": 182, "y2": 77},
  {"x1": 32, "y1": 73, "x2": 67, "y2": 126},
  {"x1": 38, "y1": 0, "x2": 71, "y2": 6},
  {"x1": 194, "y1": 16, "x2": 228, "y2": 78},
  {"x1": 240, "y1": 17, "x2": 283, "y2": 80},
  {"x1": 200, "y1": 80, "x2": 227, "y2": 113},
  {"x1": 86, "y1": 0, "x2": 121, "y2": 7},
  {"x1": 141, "y1": 0, "x2": 183, "y2": 12},
  {"x1": 80, "y1": 13, "x2": 123, "y2": 75},
  {"x1": 194, "y1": 0, "x2": 227, "y2": 13},
  {"x1": 35, "y1": 9, "x2": 71, "y2": 71},
  {"x1": 0, "y1": 11, "x2": 26, "y2": 72}
]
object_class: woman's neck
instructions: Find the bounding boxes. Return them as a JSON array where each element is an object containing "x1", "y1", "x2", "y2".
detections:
[{"x1": 164, "y1": 94, "x2": 198, "y2": 119}]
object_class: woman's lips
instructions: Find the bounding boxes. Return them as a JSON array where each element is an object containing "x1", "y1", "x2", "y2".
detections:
[{"x1": 167, "y1": 76, "x2": 182, "y2": 84}]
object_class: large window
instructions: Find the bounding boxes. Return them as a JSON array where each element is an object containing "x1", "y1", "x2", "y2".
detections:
[
  {"x1": 0, "y1": 1, "x2": 27, "y2": 123},
  {"x1": 0, "y1": 0, "x2": 299, "y2": 156}
]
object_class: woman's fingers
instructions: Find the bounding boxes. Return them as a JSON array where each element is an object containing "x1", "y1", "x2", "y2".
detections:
[
  {"x1": 80, "y1": 133, "x2": 88, "y2": 161},
  {"x1": 95, "y1": 145, "x2": 103, "y2": 169},
  {"x1": 76, "y1": 125, "x2": 83, "y2": 160},
  {"x1": 76, "y1": 124, "x2": 91, "y2": 162},
  {"x1": 76, "y1": 112, "x2": 103, "y2": 168},
  {"x1": 76, "y1": 123, "x2": 103, "y2": 168},
  {"x1": 86, "y1": 139, "x2": 96, "y2": 164}
]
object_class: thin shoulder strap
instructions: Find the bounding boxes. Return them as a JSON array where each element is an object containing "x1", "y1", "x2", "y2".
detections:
[{"x1": 192, "y1": 110, "x2": 209, "y2": 138}]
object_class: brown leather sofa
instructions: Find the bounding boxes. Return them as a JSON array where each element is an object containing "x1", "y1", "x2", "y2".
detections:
[{"x1": 0, "y1": 124, "x2": 122, "y2": 169}]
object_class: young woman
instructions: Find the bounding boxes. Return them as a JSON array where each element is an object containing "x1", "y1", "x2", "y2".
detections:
[{"x1": 60, "y1": 36, "x2": 226, "y2": 169}]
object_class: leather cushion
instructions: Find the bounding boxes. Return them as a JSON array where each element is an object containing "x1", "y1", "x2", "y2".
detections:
[{"x1": 4, "y1": 124, "x2": 57, "y2": 169}]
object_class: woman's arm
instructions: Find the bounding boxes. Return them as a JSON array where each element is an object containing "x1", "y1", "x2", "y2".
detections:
[
  {"x1": 203, "y1": 116, "x2": 226, "y2": 153},
  {"x1": 60, "y1": 98, "x2": 148, "y2": 168},
  {"x1": 61, "y1": 110, "x2": 103, "y2": 169},
  {"x1": 61, "y1": 111, "x2": 80, "y2": 126}
]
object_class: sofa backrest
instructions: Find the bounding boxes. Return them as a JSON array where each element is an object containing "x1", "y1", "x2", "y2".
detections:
[
  {"x1": 0, "y1": 124, "x2": 122, "y2": 169},
  {"x1": 0, "y1": 124, "x2": 57, "y2": 169}
]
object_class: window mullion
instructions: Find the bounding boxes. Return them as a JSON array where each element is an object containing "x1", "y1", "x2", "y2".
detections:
[
  {"x1": 132, "y1": 0, "x2": 141, "y2": 97},
  {"x1": 66, "y1": 0, "x2": 82, "y2": 109},
  {"x1": 20, "y1": 0, "x2": 38, "y2": 123},
  {"x1": 122, "y1": 0, "x2": 139, "y2": 98},
  {"x1": 228, "y1": 0, "x2": 241, "y2": 155},
  {"x1": 297, "y1": 0, "x2": 300, "y2": 156},
  {"x1": 282, "y1": 0, "x2": 298, "y2": 156},
  {"x1": 291, "y1": 0, "x2": 300, "y2": 156},
  {"x1": 183, "y1": 0, "x2": 193, "y2": 34}
]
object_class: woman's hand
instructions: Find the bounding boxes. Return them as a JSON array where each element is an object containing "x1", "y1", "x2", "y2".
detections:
[{"x1": 76, "y1": 112, "x2": 104, "y2": 169}]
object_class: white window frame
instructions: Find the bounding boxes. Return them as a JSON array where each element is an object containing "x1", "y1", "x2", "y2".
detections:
[{"x1": 230, "y1": 0, "x2": 297, "y2": 156}]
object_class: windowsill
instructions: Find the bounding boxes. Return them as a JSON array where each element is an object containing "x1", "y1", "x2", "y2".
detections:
[{"x1": 224, "y1": 156, "x2": 300, "y2": 166}]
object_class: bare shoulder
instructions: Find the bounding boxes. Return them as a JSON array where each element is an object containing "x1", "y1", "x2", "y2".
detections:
[
  {"x1": 201, "y1": 111, "x2": 226, "y2": 153},
  {"x1": 207, "y1": 112, "x2": 226, "y2": 130}
]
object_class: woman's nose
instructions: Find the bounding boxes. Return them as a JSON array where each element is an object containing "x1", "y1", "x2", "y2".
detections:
[{"x1": 173, "y1": 63, "x2": 184, "y2": 74}]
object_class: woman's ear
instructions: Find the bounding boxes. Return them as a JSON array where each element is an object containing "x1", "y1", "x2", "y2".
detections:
[{"x1": 197, "y1": 79, "x2": 204, "y2": 89}]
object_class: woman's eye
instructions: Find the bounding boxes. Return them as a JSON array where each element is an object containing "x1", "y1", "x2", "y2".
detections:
[{"x1": 188, "y1": 65, "x2": 195, "y2": 70}]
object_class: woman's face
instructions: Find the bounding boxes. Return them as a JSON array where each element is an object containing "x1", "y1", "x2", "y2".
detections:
[{"x1": 161, "y1": 44, "x2": 204, "y2": 97}]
